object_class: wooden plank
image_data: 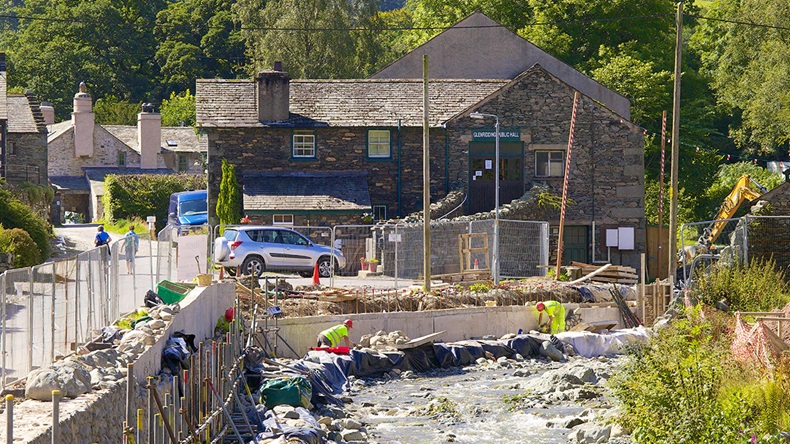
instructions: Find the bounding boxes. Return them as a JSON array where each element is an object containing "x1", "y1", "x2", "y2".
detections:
[
  {"x1": 394, "y1": 331, "x2": 447, "y2": 350},
  {"x1": 569, "y1": 321, "x2": 618, "y2": 333},
  {"x1": 762, "y1": 325, "x2": 789, "y2": 352},
  {"x1": 591, "y1": 277, "x2": 638, "y2": 284}
]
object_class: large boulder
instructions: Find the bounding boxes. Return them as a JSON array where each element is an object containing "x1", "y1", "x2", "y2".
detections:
[{"x1": 25, "y1": 360, "x2": 92, "y2": 400}]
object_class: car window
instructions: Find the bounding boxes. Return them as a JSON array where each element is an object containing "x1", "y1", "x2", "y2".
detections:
[
  {"x1": 223, "y1": 229, "x2": 238, "y2": 241},
  {"x1": 280, "y1": 230, "x2": 308, "y2": 246}
]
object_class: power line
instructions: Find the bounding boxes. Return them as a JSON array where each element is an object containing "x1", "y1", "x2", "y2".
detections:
[{"x1": 688, "y1": 13, "x2": 790, "y2": 32}]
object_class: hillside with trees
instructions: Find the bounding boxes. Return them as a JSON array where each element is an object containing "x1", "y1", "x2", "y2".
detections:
[{"x1": 0, "y1": 0, "x2": 788, "y2": 225}]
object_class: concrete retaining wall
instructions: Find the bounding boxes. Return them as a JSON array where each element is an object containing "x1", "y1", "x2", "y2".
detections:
[
  {"x1": 271, "y1": 303, "x2": 623, "y2": 358},
  {"x1": 15, "y1": 282, "x2": 234, "y2": 444}
]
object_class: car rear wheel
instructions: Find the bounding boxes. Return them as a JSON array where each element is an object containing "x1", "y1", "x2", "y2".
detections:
[
  {"x1": 241, "y1": 255, "x2": 265, "y2": 277},
  {"x1": 317, "y1": 256, "x2": 335, "y2": 278}
]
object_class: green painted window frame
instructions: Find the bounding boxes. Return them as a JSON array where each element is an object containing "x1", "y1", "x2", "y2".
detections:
[
  {"x1": 177, "y1": 153, "x2": 188, "y2": 172},
  {"x1": 117, "y1": 150, "x2": 126, "y2": 167},
  {"x1": 366, "y1": 129, "x2": 392, "y2": 160},
  {"x1": 292, "y1": 130, "x2": 316, "y2": 159}
]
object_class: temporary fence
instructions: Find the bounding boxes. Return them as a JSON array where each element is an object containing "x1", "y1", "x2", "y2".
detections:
[
  {"x1": 0, "y1": 231, "x2": 177, "y2": 387},
  {"x1": 679, "y1": 215, "x2": 790, "y2": 282}
]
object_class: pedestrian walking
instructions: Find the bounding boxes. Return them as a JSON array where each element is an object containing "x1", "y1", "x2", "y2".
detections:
[
  {"x1": 123, "y1": 225, "x2": 139, "y2": 273},
  {"x1": 94, "y1": 225, "x2": 112, "y2": 259}
]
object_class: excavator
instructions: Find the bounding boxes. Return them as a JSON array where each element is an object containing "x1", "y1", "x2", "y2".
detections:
[{"x1": 683, "y1": 174, "x2": 767, "y2": 260}]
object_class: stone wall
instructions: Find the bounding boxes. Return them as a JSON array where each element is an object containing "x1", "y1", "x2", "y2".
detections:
[
  {"x1": 206, "y1": 127, "x2": 450, "y2": 222},
  {"x1": 6, "y1": 132, "x2": 47, "y2": 185},
  {"x1": 446, "y1": 68, "x2": 644, "y2": 268}
]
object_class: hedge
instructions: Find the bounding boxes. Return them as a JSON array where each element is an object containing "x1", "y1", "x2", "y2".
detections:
[
  {"x1": 0, "y1": 188, "x2": 51, "y2": 263},
  {"x1": 0, "y1": 226, "x2": 40, "y2": 268},
  {"x1": 103, "y1": 174, "x2": 206, "y2": 231}
]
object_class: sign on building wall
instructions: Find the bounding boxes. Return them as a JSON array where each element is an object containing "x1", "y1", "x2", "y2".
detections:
[{"x1": 472, "y1": 128, "x2": 520, "y2": 142}]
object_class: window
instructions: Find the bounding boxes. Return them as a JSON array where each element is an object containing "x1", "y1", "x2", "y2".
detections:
[
  {"x1": 373, "y1": 205, "x2": 387, "y2": 221},
  {"x1": 7, "y1": 142, "x2": 15, "y2": 155},
  {"x1": 117, "y1": 151, "x2": 126, "y2": 167},
  {"x1": 367, "y1": 130, "x2": 391, "y2": 158},
  {"x1": 535, "y1": 151, "x2": 564, "y2": 177},
  {"x1": 273, "y1": 214, "x2": 294, "y2": 226},
  {"x1": 177, "y1": 153, "x2": 188, "y2": 172},
  {"x1": 293, "y1": 131, "x2": 315, "y2": 158}
]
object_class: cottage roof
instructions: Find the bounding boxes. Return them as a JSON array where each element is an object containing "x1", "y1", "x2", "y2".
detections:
[
  {"x1": 103, "y1": 125, "x2": 205, "y2": 153},
  {"x1": 49, "y1": 175, "x2": 90, "y2": 192},
  {"x1": 243, "y1": 170, "x2": 371, "y2": 212},
  {"x1": 196, "y1": 78, "x2": 508, "y2": 128},
  {"x1": 8, "y1": 94, "x2": 46, "y2": 133}
]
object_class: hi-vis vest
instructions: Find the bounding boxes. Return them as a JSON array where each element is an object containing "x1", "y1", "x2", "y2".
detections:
[{"x1": 319, "y1": 324, "x2": 349, "y2": 347}]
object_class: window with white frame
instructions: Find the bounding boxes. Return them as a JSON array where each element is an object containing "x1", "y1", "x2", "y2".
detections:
[
  {"x1": 373, "y1": 205, "x2": 387, "y2": 221},
  {"x1": 272, "y1": 214, "x2": 294, "y2": 226},
  {"x1": 535, "y1": 150, "x2": 565, "y2": 177},
  {"x1": 293, "y1": 131, "x2": 315, "y2": 158},
  {"x1": 367, "y1": 130, "x2": 391, "y2": 158}
]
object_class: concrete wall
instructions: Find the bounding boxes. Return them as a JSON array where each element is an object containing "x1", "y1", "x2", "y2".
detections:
[
  {"x1": 271, "y1": 303, "x2": 622, "y2": 358},
  {"x1": 17, "y1": 282, "x2": 234, "y2": 444}
]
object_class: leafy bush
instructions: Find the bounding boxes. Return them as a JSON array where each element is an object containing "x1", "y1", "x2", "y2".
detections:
[
  {"x1": 0, "y1": 188, "x2": 51, "y2": 263},
  {"x1": 611, "y1": 307, "x2": 790, "y2": 443},
  {"x1": 610, "y1": 308, "x2": 745, "y2": 443},
  {"x1": 103, "y1": 174, "x2": 206, "y2": 231},
  {"x1": 0, "y1": 226, "x2": 40, "y2": 268},
  {"x1": 690, "y1": 258, "x2": 790, "y2": 312},
  {"x1": 216, "y1": 159, "x2": 241, "y2": 226},
  {"x1": 95, "y1": 216, "x2": 150, "y2": 235}
]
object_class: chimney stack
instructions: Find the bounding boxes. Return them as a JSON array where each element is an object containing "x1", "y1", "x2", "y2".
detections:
[
  {"x1": 139, "y1": 103, "x2": 161, "y2": 169},
  {"x1": 72, "y1": 82, "x2": 94, "y2": 157},
  {"x1": 256, "y1": 62, "x2": 290, "y2": 122},
  {"x1": 40, "y1": 102, "x2": 55, "y2": 125}
]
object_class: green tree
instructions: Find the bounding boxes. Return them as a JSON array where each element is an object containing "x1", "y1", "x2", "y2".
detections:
[
  {"x1": 234, "y1": 0, "x2": 379, "y2": 78},
  {"x1": 0, "y1": 187, "x2": 51, "y2": 263},
  {"x1": 154, "y1": 0, "x2": 245, "y2": 95},
  {"x1": 161, "y1": 90, "x2": 196, "y2": 127},
  {"x1": 94, "y1": 96, "x2": 141, "y2": 126},
  {"x1": 2, "y1": 0, "x2": 164, "y2": 121},
  {"x1": 0, "y1": 226, "x2": 40, "y2": 268},
  {"x1": 216, "y1": 159, "x2": 241, "y2": 226},
  {"x1": 698, "y1": 162, "x2": 783, "y2": 221},
  {"x1": 690, "y1": 0, "x2": 790, "y2": 153}
]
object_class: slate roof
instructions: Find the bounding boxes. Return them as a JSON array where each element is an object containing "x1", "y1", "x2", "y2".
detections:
[
  {"x1": 243, "y1": 171, "x2": 371, "y2": 212},
  {"x1": 103, "y1": 125, "x2": 205, "y2": 153},
  {"x1": 49, "y1": 175, "x2": 90, "y2": 192},
  {"x1": 8, "y1": 94, "x2": 46, "y2": 133},
  {"x1": 196, "y1": 78, "x2": 508, "y2": 128},
  {"x1": 47, "y1": 121, "x2": 74, "y2": 143}
]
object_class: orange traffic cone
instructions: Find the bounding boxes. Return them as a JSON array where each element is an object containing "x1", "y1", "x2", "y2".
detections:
[
  {"x1": 474, "y1": 258, "x2": 479, "y2": 270},
  {"x1": 312, "y1": 261, "x2": 321, "y2": 285}
]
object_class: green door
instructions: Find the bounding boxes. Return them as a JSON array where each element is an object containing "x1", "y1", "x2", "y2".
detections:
[{"x1": 563, "y1": 226, "x2": 589, "y2": 264}]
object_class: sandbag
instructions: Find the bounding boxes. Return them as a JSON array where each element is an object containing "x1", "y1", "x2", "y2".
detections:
[
  {"x1": 502, "y1": 335, "x2": 545, "y2": 358},
  {"x1": 477, "y1": 340, "x2": 516, "y2": 359},
  {"x1": 259, "y1": 376, "x2": 312, "y2": 409},
  {"x1": 433, "y1": 343, "x2": 475, "y2": 368}
]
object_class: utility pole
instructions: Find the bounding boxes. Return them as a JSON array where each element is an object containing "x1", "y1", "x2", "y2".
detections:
[
  {"x1": 422, "y1": 54, "x2": 431, "y2": 291},
  {"x1": 668, "y1": 1, "x2": 683, "y2": 284}
]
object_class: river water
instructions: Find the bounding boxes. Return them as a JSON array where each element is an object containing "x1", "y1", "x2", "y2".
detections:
[{"x1": 348, "y1": 359, "x2": 612, "y2": 444}]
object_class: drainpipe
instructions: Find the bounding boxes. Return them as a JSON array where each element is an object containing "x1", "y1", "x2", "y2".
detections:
[
  {"x1": 397, "y1": 119, "x2": 402, "y2": 217},
  {"x1": 442, "y1": 124, "x2": 449, "y2": 194}
]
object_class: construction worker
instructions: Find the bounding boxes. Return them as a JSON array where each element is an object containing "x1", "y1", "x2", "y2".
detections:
[
  {"x1": 316, "y1": 319, "x2": 354, "y2": 348},
  {"x1": 536, "y1": 301, "x2": 566, "y2": 334},
  {"x1": 215, "y1": 308, "x2": 235, "y2": 336}
]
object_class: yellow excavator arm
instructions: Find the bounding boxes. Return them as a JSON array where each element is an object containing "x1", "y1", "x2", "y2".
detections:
[{"x1": 699, "y1": 174, "x2": 766, "y2": 247}]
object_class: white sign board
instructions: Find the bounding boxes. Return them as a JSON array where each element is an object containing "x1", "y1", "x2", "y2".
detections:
[
  {"x1": 605, "y1": 229, "x2": 619, "y2": 247},
  {"x1": 176, "y1": 234, "x2": 209, "y2": 280},
  {"x1": 485, "y1": 160, "x2": 492, "y2": 170},
  {"x1": 618, "y1": 227, "x2": 635, "y2": 250},
  {"x1": 388, "y1": 233, "x2": 402, "y2": 242}
]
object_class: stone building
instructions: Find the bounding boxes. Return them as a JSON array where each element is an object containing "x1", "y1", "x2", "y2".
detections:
[
  {"x1": 47, "y1": 86, "x2": 206, "y2": 222},
  {"x1": 196, "y1": 14, "x2": 645, "y2": 268},
  {"x1": 0, "y1": 53, "x2": 48, "y2": 186}
]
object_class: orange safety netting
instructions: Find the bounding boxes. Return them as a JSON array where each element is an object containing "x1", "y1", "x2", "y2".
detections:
[{"x1": 731, "y1": 312, "x2": 778, "y2": 369}]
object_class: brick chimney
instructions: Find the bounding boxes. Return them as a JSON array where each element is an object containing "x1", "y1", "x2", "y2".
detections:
[
  {"x1": 40, "y1": 102, "x2": 55, "y2": 125},
  {"x1": 138, "y1": 103, "x2": 161, "y2": 169},
  {"x1": 256, "y1": 62, "x2": 290, "y2": 122},
  {"x1": 72, "y1": 82, "x2": 94, "y2": 157}
]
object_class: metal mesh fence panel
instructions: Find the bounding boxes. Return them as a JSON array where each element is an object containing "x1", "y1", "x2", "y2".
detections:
[
  {"x1": 30, "y1": 263, "x2": 55, "y2": 370},
  {"x1": 471, "y1": 220, "x2": 549, "y2": 278},
  {"x1": 53, "y1": 258, "x2": 76, "y2": 365},
  {"x1": 744, "y1": 216, "x2": 790, "y2": 271},
  {"x1": 331, "y1": 225, "x2": 374, "y2": 277},
  {"x1": 3, "y1": 267, "x2": 31, "y2": 383}
]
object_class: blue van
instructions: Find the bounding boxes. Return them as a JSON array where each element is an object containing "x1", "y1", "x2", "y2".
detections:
[{"x1": 168, "y1": 190, "x2": 208, "y2": 226}]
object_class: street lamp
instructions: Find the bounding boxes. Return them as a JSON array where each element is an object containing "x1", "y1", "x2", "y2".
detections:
[{"x1": 469, "y1": 111, "x2": 500, "y2": 284}]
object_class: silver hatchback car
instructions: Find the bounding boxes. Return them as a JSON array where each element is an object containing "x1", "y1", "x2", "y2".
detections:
[{"x1": 214, "y1": 226, "x2": 346, "y2": 277}]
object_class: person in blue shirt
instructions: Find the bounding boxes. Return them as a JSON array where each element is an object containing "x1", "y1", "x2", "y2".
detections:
[
  {"x1": 94, "y1": 225, "x2": 112, "y2": 259},
  {"x1": 123, "y1": 225, "x2": 140, "y2": 273}
]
